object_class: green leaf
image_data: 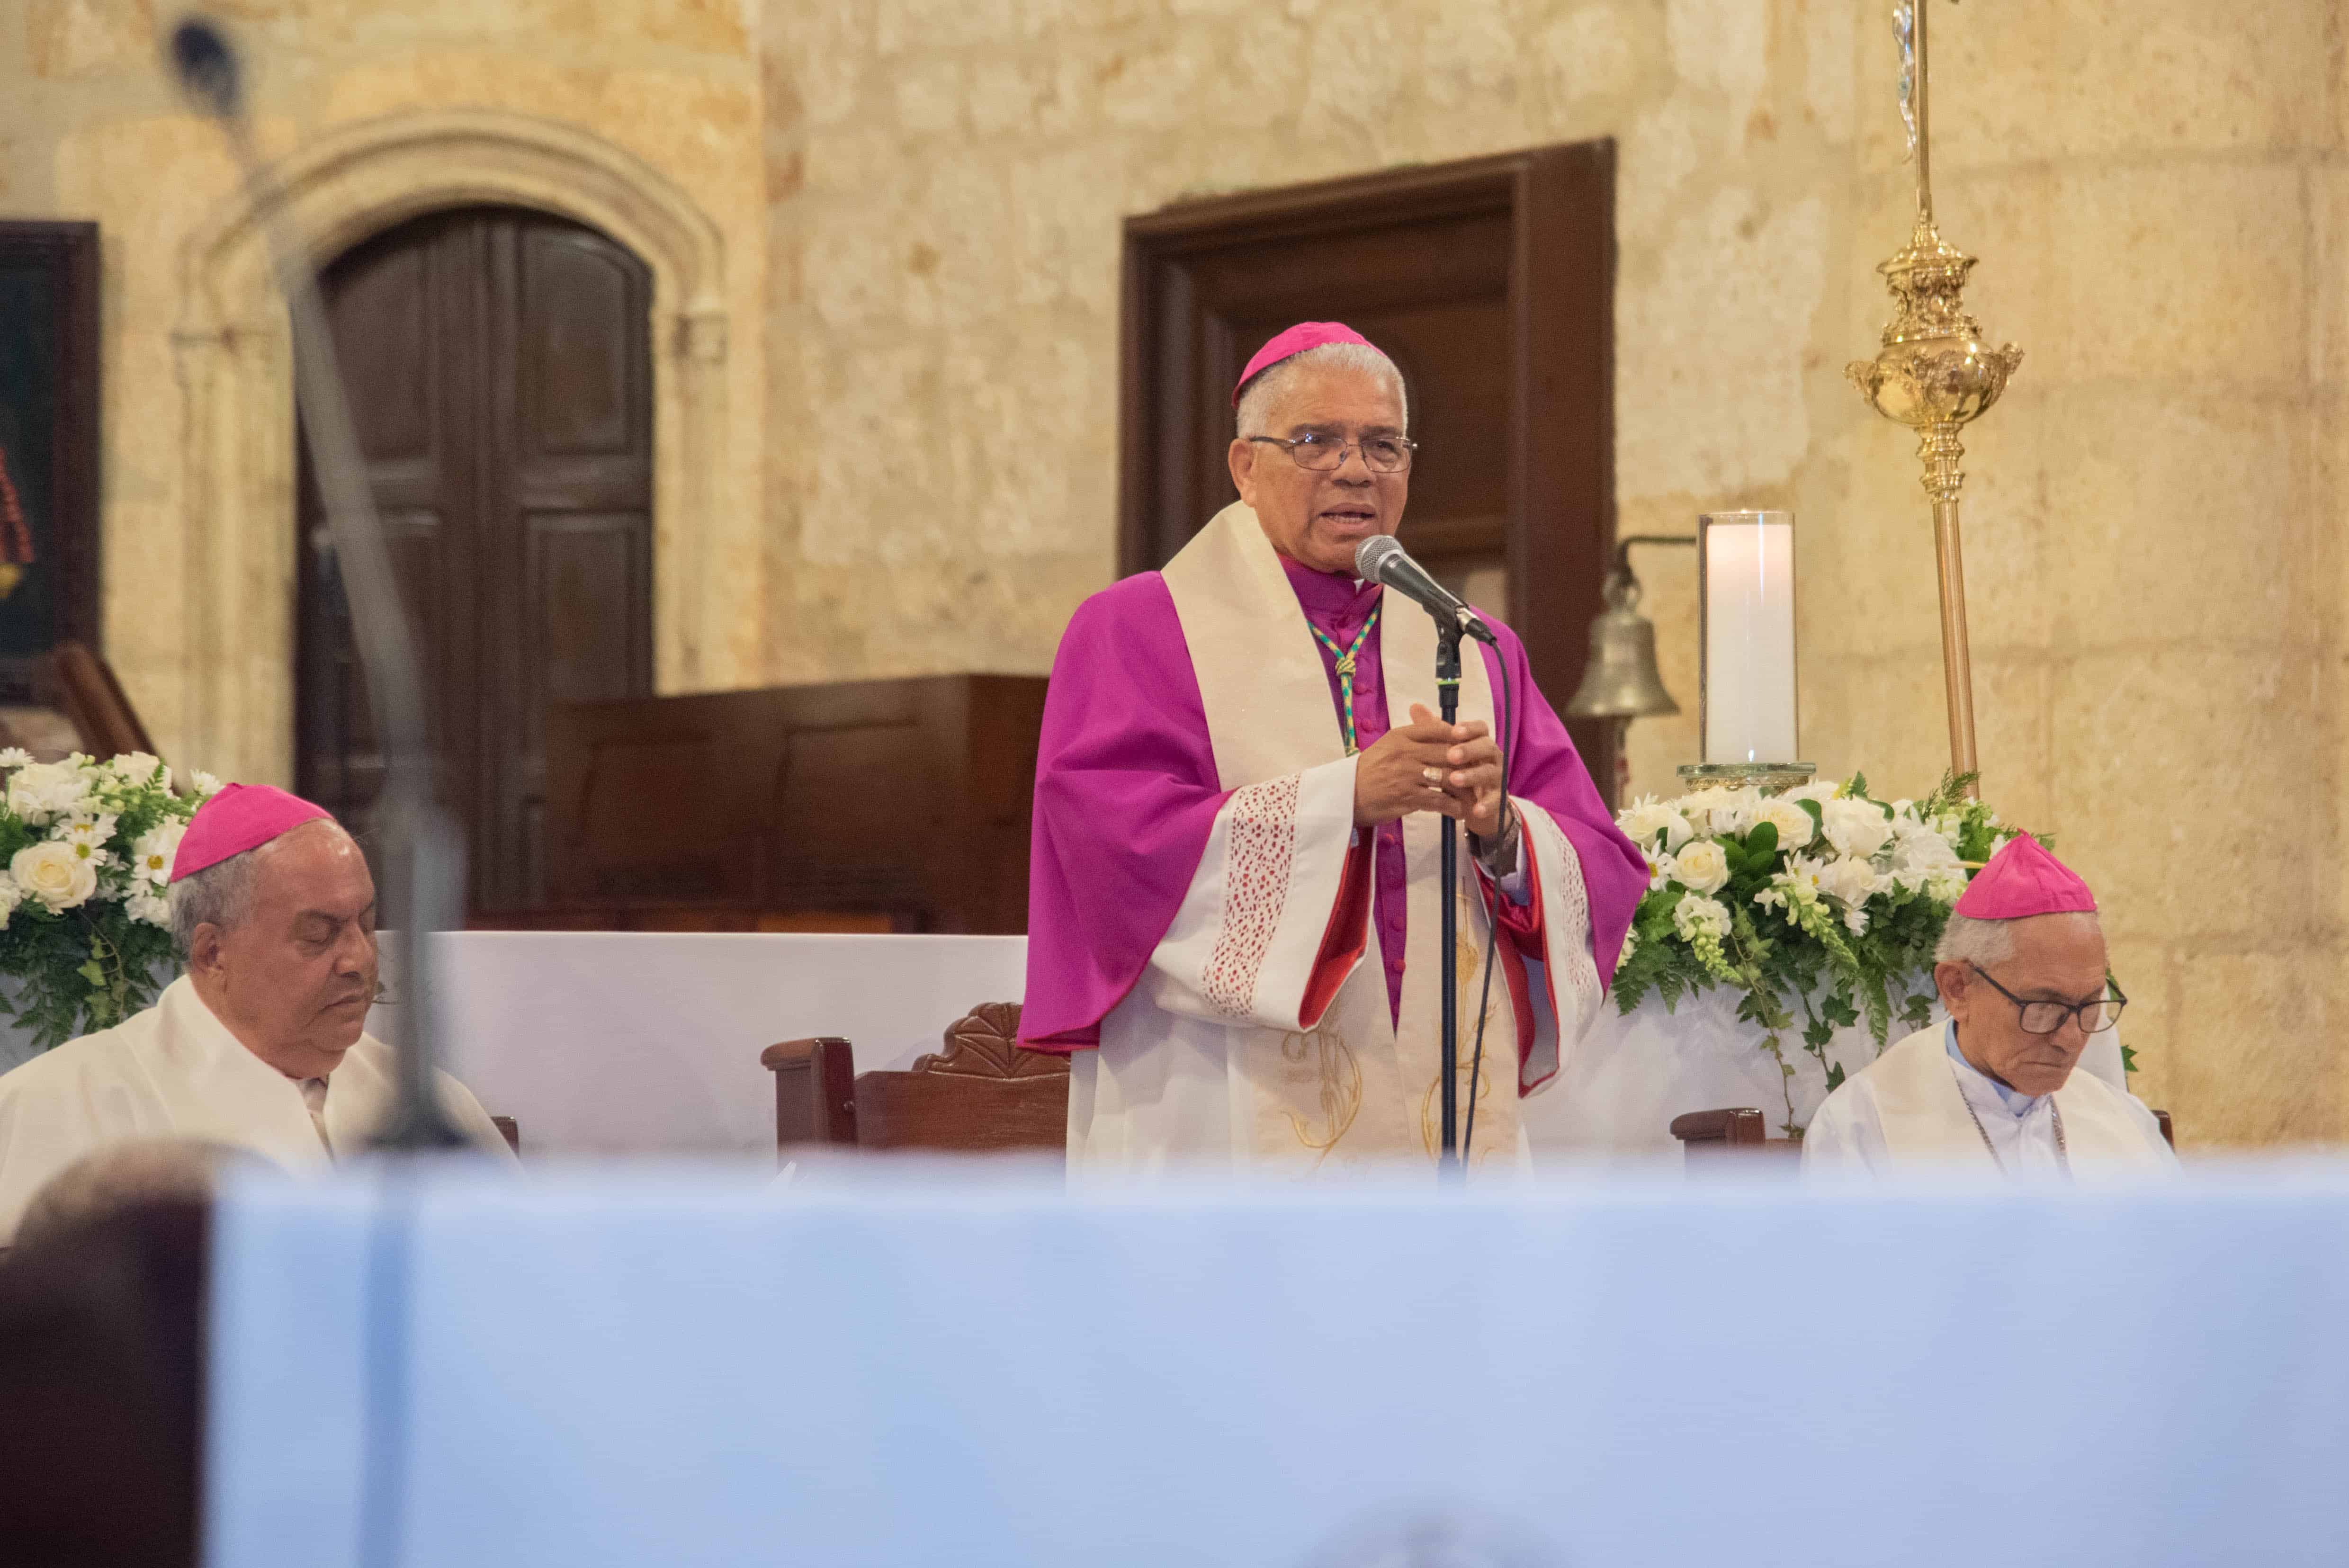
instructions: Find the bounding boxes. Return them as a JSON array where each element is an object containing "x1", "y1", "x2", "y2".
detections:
[
  {"x1": 2121, "y1": 1044, "x2": 2139, "y2": 1075},
  {"x1": 76, "y1": 959, "x2": 105, "y2": 986},
  {"x1": 1745, "y1": 821, "x2": 1777, "y2": 860},
  {"x1": 1824, "y1": 1062, "x2": 1847, "y2": 1093}
]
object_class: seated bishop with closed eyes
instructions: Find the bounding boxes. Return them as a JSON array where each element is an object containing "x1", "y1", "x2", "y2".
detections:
[
  {"x1": 1802, "y1": 834, "x2": 2177, "y2": 1178},
  {"x1": 0, "y1": 784, "x2": 513, "y2": 1247}
]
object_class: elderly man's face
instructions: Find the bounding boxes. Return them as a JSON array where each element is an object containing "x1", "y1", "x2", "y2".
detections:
[
  {"x1": 1227, "y1": 363, "x2": 1408, "y2": 574},
  {"x1": 1935, "y1": 913, "x2": 2109, "y2": 1098},
  {"x1": 193, "y1": 821, "x2": 379, "y2": 1080}
]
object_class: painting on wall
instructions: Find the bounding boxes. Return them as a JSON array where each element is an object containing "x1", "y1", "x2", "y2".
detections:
[{"x1": 0, "y1": 222, "x2": 100, "y2": 709}]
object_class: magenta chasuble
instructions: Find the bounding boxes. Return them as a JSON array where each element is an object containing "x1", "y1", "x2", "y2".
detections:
[{"x1": 1023, "y1": 504, "x2": 1645, "y2": 1171}]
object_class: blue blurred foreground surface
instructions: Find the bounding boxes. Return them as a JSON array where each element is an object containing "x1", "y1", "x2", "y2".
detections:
[{"x1": 206, "y1": 1162, "x2": 2349, "y2": 1567}]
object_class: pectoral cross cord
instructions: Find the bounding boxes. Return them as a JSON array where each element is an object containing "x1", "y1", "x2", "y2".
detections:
[{"x1": 1308, "y1": 605, "x2": 1381, "y2": 755}]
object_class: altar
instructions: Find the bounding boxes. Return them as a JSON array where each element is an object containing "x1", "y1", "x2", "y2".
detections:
[{"x1": 383, "y1": 932, "x2": 2129, "y2": 1161}]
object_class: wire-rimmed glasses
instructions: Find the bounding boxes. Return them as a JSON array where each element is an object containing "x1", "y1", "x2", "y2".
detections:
[{"x1": 1246, "y1": 433, "x2": 1416, "y2": 474}]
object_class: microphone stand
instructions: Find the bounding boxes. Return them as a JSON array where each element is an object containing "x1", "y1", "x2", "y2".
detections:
[
  {"x1": 172, "y1": 19, "x2": 467, "y2": 1150},
  {"x1": 1435, "y1": 616, "x2": 1462, "y2": 1176}
]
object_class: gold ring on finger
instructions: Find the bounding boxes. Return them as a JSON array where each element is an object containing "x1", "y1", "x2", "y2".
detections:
[{"x1": 1422, "y1": 765, "x2": 1444, "y2": 787}]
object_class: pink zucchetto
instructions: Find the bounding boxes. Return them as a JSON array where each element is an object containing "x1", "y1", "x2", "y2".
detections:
[
  {"x1": 1952, "y1": 833, "x2": 2098, "y2": 921},
  {"x1": 1232, "y1": 321, "x2": 1376, "y2": 406},
  {"x1": 170, "y1": 784, "x2": 335, "y2": 883}
]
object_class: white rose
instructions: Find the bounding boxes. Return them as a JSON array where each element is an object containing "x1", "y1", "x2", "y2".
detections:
[
  {"x1": 6, "y1": 761, "x2": 89, "y2": 825},
  {"x1": 0, "y1": 875, "x2": 21, "y2": 930},
  {"x1": 1784, "y1": 779, "x2": 1843, "y2": 805},
  {"x1": 1668, "y1": 839, "x2": 1731, "y2": 896},
  {"x1": 1751, "y1": 797, "x2": 1816, "y2": 851},
  {"x1": 1814, "y1": 854, "x2": 1886, "y2": 908},
  {"x1": 110, "y1": 751, "x2": 163, "y2": 784},
  {"x1": 1892, "y1": 824, "x2": 1960, "y2": 870},
  {"x1": 11, "y1": 840, "x2": 98, "y2": 911},
  {"x1": 1618, "y1": 797, "x2": 1695, "y2": 852},
  {"x1": 1672, "y1": 893, "x2": 1731, "y2": 941},
  {"x1": 1820, "y1": 797, "x2": 1894, "y2": 861}
]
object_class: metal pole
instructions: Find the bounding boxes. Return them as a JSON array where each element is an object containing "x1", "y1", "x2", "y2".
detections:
[{"x1": 1436, "y1": 620, "x2": 1462, "y2": 1173}]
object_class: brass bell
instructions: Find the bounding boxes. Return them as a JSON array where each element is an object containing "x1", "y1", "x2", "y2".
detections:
[{"x1": 1566, "y1": 567, "x2": 1680, "y2": 720}]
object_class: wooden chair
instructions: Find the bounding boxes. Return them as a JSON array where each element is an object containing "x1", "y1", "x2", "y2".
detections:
[
  {"x1": 762, "y1": 1002, "x2": 1068, "y2": 1157},
  {"x1": 1669, "y1": 1109, "x2": 1802, "y2": 1165}
]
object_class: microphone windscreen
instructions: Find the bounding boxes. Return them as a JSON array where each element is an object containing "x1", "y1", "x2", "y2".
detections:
[
  {"x1": 1354, "y1": 534, "x2": 1402, "y2": 582},
  {"x1": 170, "y1": 18, "x2": 242, "y2": 121}
]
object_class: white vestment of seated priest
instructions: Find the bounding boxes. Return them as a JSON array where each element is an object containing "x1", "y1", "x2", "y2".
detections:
[
  {"x1": 1802, "y1": 1022, "x2": 2176, "y2": 1177},
  {"x1": 0, "y1": 975, "x2": 512, "y2": 1243},
  {"x1": 1066, "y1": 508, "x2": 1605, "y2": 1174}
]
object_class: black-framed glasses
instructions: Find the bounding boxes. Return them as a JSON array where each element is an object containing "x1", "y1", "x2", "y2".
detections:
[
  {"x1": 1967, "y1": 963, "x2": 2126, "y2": 1035},
  {"x1": 1246, "y1": 433, "x2": 1416, "y2": 474}
]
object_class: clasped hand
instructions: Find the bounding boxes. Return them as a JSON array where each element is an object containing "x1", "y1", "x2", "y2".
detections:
[{"x1": 1352, "y1": 702, "x2": 1508, "y2": 838}]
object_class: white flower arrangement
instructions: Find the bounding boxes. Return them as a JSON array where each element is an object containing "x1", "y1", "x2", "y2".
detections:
[
  {"x1": 0, "y1": 753, "x2": 216, "y2": 1050},
  {"x1": 1611, "y1": 772, "x2": 2023, "y2": 1132}
]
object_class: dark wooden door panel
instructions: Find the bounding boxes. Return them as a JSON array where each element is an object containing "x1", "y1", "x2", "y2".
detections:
[
  {"x1": 1120, "y1": 145, "x2": 1619, "y2": 798},
  {"x1": 297, "y1": 206, "x2": 652, "y2": 913}
]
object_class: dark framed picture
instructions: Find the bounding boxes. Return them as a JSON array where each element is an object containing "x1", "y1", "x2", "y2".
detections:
[{"x1": 0, "y1": 222, "x2": 100, "y2": 706}]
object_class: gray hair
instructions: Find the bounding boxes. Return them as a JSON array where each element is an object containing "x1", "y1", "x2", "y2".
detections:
[
  {"x1": 1933, "y1": 912, "x2": 2016, "y2": 968},
  {"x1": 167, "y1": 847, "x2": 262, "y2": 957},
  {"x1": 1235, "y1": 341, "x2": 1409, "y2": 439}
]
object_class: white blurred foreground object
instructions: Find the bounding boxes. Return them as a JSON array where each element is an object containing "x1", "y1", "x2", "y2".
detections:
[{"x1": 207, "y1": 1164, "x2": 2349, "y2": 1567}]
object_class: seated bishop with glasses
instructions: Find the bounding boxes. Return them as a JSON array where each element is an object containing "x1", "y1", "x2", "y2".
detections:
[{"x1": 1803, "y1": 835, "x2": 2177, "y2": 1177}]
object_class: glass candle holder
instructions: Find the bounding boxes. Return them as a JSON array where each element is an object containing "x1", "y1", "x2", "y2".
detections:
[{"x1": 1697, "y1": 510, "x2": 1799, "y2": 765}]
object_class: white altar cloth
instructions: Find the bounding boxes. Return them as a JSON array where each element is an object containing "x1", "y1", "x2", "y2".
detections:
[
  {"x1": 373, "y1": 932, "x2": 1028, "y2": 1158},
  {"x1": 375, "y1": 932, "x2": 2130, "y2": 1160},
  {"x1": 206, "y1": 1164, "x2": 2349, "y2": 1568}
]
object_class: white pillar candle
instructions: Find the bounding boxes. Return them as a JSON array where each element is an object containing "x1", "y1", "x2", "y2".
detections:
[{"x1": 1698, "y1": 511, "x2": 1799, "y2": 764}]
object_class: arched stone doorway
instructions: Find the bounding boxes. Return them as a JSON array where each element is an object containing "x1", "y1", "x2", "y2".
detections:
[
  {"x1": 173, "y1": 109, "x2": 739, "y2": 790},
  {"x1": 296, "y1": 206, "x2": 654, "y2": 912}
]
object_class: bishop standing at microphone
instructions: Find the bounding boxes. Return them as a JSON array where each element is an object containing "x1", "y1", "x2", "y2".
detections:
[{"x1": 1022, "y1": 323, "x2": 1646, "y2": 1171}]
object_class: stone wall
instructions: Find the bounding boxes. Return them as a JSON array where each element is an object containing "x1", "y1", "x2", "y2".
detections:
[
  {"x1": 762, "y1": 0, "x2": 2345, "y2": 1149},
  {"x1": 0, "y1": 0, "x2": 769, "y2": 783}
]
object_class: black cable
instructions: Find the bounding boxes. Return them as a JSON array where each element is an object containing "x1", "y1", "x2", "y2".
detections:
[{"x1": 1460, "y1": 646, "x2": 1515, "y2": 1165}]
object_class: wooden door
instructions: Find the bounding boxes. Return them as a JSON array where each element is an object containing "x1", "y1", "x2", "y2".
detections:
[
  {"x1": 296, "y1": 206, "x2": 653, "y2": 913},
  {"x1": 1119, "y1": 144, "x2": 1619, "y2": 797}
]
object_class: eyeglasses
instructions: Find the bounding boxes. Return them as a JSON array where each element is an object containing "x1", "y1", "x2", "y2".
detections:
[
  {"x1": 1967, "y1": 963, "x2": 2127, "y2": 1035},
  {"x1": 1245, "y1": 433, "x2": 1417, "y2": 474}
]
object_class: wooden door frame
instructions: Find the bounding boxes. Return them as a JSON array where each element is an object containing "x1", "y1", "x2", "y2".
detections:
[{"x1": 1117, "y1": 142, "x2": 1619, "y2": 795}]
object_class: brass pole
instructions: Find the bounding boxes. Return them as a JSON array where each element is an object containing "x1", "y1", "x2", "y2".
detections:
[
  {"x1": 1849, "y1": 1, "x2": 2015, "y2": 798},
  {"x1": 1924, "y1": 430, "x2": 1978, "y2": 781}
]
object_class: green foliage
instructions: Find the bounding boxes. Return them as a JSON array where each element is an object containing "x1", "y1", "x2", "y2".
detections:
[{"x1": 0, "y1": 753, "x2": 204, "y2": 1051}]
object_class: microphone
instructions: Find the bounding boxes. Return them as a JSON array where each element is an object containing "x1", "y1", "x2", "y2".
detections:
[
  {"x1": 1354, "y1": 535, "x2": 1497, "y2": 645},
  {"x1": 171, "y1": 18, "x2": 469, "y2": 1151}
]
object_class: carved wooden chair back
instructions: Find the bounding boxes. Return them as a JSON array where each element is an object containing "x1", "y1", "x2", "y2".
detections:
[{"x1": 763, "y1": 1002, "x2": 1068, "y2": 1156}]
